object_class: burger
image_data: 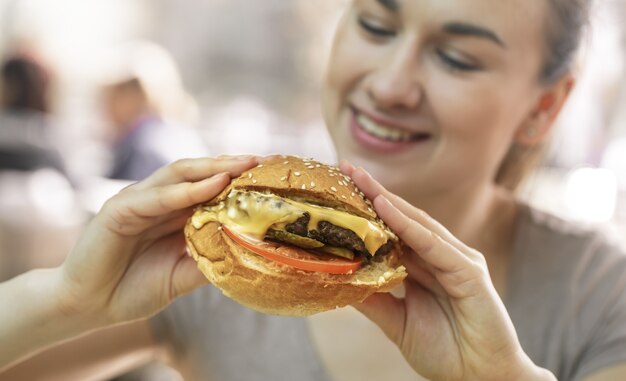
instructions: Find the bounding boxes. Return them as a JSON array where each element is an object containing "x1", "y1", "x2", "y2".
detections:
[{"x1": 185, "y1": 155, "x2": 407, "y2": 316}]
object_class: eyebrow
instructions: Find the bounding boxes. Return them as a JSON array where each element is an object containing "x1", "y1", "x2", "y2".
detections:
[
  {"x1": 376, "y1": 0, "x2": 399, "y2": 12},
  {"x1": 443, "y1": 22, "x2": 506, "y2": 48}
]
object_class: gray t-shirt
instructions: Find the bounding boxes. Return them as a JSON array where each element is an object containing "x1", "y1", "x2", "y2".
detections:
[
  {"x1": 506, "y1": 205, "x2": 626, "y2": 380},
  {"x1": 151, "y1": 204, "x2": 626, "y2": 380}
]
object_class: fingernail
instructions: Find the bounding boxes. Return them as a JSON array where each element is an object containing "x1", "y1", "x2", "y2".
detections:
[
  {"x1": 234, "y1": 155, "x2": 255, "y2": 160},
  {"x1": 357, "y1": 166, "x2": 371, "y2": 177},
  {"x1": 339, "y1": 159, "x2": 355, "y2": 171}
]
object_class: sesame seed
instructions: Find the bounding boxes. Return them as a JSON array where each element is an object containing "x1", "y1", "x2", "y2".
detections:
[
  {"x1": 252, "y1": 179, "x2": 257, "y2": 184},
  {"x1": 294, "y1": 172, "x2": 301, "y2": 176},
  {"x1": 329, "y1": 174, "x2": 335, "y2": 177},
  {"x1": 248, "y1": 173, "x2": 252, "y2": 179},
  {"x1": 301, "y1": 184, "x2": 306, "y2": 190},
  {"x1": 368, "y1": 207, "x2": 373, "y2": 213},
  {"x1": 331, "y1": 186, "x2": 337, "y2": 192},
  {"x1": 257, "y1": 164, "x2": 263, "y2": 168},
  {"x1": 283, "y1": 161, "x2": 289, "y2": 164},
  {"x1": 310, "y1": 181, "x2": 315, "y2": 188},
  {"x1": 338, "y1": 180, "x2": 343, "y2": 186},
  {"x1": 280, "y1": 176, "x2": 287, "y2": 181},
  {"x1": 315, "y1": 164, "x2": 321, "y2": 168},
  {"x1": 341, "y1": 195, "x2": 347, "y2": 199},
  {"x1": 351, "y1": 192, "x2": 355, "y2": 197}
]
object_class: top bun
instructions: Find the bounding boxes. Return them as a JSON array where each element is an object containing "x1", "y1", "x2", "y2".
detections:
[{"x1": 210, "y1": 155, "x2": 377, "y2": 220}]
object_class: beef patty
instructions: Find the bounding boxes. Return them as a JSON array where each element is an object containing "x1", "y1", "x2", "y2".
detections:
[{"x1": 281, "y1": 213, "x2": 393, "y2": 257}]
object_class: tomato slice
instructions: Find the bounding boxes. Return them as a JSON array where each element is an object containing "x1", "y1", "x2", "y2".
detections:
[{"x1": 222, "y1": 226, "x2": 363, "y2": 275}]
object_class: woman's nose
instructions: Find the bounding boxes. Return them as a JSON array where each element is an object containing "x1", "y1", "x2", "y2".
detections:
[{"x1": 366, "y1": 48, "x2": 422, "y2": 110}]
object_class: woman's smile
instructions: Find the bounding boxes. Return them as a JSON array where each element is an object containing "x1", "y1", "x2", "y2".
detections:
[{"x1": 349, "y1": 106, "x2": 432, "y2": 154}]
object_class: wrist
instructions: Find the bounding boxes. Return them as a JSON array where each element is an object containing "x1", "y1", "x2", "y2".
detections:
[{"x1": 0, "y1": 268, "x2": 104, "y2": 369}]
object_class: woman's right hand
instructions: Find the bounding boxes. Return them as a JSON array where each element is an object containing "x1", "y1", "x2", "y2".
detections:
[{"x1": 55, "y1": 156, "x2": 259, "y2": 325}]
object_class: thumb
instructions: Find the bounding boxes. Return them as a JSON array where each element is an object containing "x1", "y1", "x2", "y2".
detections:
[
  {"x1": 170, "y1": 255, "x2": 210, "y2": 298},
  {"x1": 352, "y1": 292, "x2": 406, "y2": 345}
]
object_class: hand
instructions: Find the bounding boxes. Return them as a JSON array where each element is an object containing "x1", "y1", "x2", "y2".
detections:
[
  {"x1": 340, "y1": 161, "x2": 553, "y2": 381},
  {"x1": 56, "y1": 156, "x2": 259, "y2": 325}
]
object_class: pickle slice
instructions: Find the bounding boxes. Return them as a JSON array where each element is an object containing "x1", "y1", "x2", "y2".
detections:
[
  {"x1": 266, "y1": 229, "x2": 324, "y2": 249},
  {"x1": 266, "y1": 229, "x2": 356, "y2": 260},
  {"x1": 317, "y1": 246, "x2": 355, "y2": 260}
]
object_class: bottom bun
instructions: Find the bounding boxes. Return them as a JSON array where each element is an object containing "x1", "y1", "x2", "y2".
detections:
[{"x1": 185, "y1": 221, "x2": 407, "y2": 316}]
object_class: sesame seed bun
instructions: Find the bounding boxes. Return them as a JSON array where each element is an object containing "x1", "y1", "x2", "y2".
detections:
[
  {"x1": 185, "y1": 156, "x2": 407, "y2": 316},
  {"x1": 210, "y1": 155, "x2": 377, "y2": 219}
]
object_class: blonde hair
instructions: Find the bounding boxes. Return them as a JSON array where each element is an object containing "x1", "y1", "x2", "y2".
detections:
[{"x1": 99, "y1": 41, "x2": 198, "y2": 125}]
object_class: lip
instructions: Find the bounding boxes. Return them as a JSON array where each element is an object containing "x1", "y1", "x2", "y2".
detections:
[
  {"x1": 354, "y1": 107, "x2": 422, "y2": 134},
  {"x1": 348, "y1": 107, "x2": 430, "y2": 154}
]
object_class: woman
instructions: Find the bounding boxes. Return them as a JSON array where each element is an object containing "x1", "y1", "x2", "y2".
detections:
[{"x1": 1, "y1": 1, "x2": 625, "y2": 380}]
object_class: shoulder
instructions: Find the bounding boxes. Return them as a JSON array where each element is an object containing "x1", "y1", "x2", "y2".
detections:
[
  {"x1": 516, "y1": 203, "x2": 625, "y2": 271},
  {"x1": 512, "y1": 203, "x2": 626, "y2": 326}
]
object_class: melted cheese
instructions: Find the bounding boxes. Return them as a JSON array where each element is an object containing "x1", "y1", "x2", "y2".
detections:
[{"x1": 191, "y1": 190, "x2": 394, "y2": 255}]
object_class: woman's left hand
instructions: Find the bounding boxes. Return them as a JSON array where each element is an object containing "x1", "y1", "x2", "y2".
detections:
[{"x1": 340, "y1": 161, "x2": 554, "y2": 381}]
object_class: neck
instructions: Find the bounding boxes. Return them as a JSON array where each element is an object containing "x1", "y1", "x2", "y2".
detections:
[{"x1": 401, "y1": 182, "x2": 518, "y2": 256}]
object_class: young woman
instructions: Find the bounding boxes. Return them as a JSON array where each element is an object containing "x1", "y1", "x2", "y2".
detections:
[{"x1": 1, "y1": 1, "x2": 625, "y2": 380}]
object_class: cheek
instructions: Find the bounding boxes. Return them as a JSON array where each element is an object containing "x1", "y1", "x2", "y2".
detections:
[
  {"x1": 426, "y1": 74, "x2": 531, "y2": 170},
  {"x1": 323, "y1": 20, "x2": 376, "y2": 114}
]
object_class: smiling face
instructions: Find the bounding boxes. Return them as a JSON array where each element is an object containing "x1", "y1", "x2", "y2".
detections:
[{"x1": 322, "y1": 0, "x2": 551, "y2": 204}]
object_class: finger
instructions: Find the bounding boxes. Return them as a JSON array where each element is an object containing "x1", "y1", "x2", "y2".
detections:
[
  {"x1": 113, "y1": 173, "x2": 230, "y2": 227},
  {"x1": 352, "y1": 292, "x2": 406, "y2": 346},
  {"x1": 350, "y1": 167, "x2": 467, "y2": 253},
  {"x1": 257, "y1": 154, "x2": 284, "y2": 163},
  {"x1": 145, "y1": 207, "x2": 195, "y2": 241},
  {"x1": 136, "y1": 156, "x2": 258, "y2": 190},
  {"x1": 170, "y1": 254, "x2": 210, "y2": 298},
  {"x1": 103, "y1": 165, "x2": 241, "y2": 236},
  {"x1": 402, "y1": 247, "x2": 447, "y2": 298},
  {"x1": 338, "y1": 159, "x2": 356, "y2": 177},
  {"x1": 374, "y1": 195, "x2": 472, "y2": 274}
]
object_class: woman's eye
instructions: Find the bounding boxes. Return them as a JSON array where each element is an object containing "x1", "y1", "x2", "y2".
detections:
[
  {"x1": 436, "y1": 49, "x2": 481, "y2": 72},
  {"x1": 358, "y1": 18, "x2": 396, "y2": 38}
]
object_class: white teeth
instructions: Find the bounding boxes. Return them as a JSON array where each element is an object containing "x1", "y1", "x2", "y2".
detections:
[{"x1": 357, "y1": 114, "x2": 417, "y2": 142}]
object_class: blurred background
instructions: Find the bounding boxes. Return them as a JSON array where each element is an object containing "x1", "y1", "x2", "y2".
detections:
[{"x1": 0, "y1": 0, "x2": 624, "y2": 380}]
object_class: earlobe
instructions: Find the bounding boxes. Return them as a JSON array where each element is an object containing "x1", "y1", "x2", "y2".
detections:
[
  {"x1": 515, "y1": 75, "x2": 575, "y2": 147},
  {"x1": 514, "y1": 113, "x2": 550, "y2": 146}
]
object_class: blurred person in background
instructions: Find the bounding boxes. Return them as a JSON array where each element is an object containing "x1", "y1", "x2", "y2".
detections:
[
  {"x1": 0, "y1": 51, "x2": 65, "y2": 174},
  {"x1": 0, "y1": 50, "x2": 82, "y2": 283},
  {"x1": 1, "y1": 2, "x2": 626, "y2": 381},
  {"x1": 99, "y1": 41, "x2": 207, "y2": 181}
]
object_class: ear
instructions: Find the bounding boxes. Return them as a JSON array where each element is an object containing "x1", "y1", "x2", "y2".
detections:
[{"x1": 515, "y1": 74, "x2": 575, "y2": 146}]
